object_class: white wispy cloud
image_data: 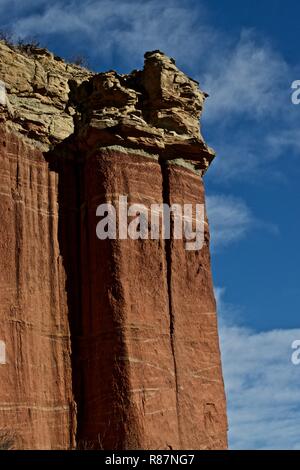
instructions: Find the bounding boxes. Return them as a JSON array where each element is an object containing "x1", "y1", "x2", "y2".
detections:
[
  {"x1": 266, "y1": 128, "x2": 300, "y2": 156},
  {"x1": 206, "y1": 194, "x2": 254, "y2": 250},
  {"x1": 200, "y1": 29, "x2": 300, "y2": 182},
  {"x1": 206, "y1": 192, "x2": 277, "y2": 251},
  {"x1": 216, "y1": 288, "x2": 300, "y2": 450},
  {"x1": 7, "y1": 0, "x2": 216, "y2": 69},
  {"x1": 202, "y1": 29, "x2": 289, "y2": 122},
  {"x1": 3, "y1": 0, "x2": 299, "y2": 181}
]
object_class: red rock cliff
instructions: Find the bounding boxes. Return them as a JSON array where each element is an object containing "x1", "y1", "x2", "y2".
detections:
[{"x1": 0, "y1": 42, "x2": 227, "y2": 449}]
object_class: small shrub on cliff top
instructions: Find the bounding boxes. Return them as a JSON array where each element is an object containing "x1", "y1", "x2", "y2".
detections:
[
  {"x1": 69, "y1": 54, "x2": 90, "y2": 69},
  {"x1": 0, "y1": 29, "x2": 14, "y2": 46},
  {"x1": 0, "y1": 31, "x2": 42, "y2": 56},
  {"x1": 0, "y1": 429, "x2": 16, "y2": 450},
  {"x1": 16, "y1": 37, "x2": 41, "y2": 55}
]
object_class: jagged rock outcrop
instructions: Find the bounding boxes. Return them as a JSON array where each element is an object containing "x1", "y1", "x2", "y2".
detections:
[
  {"x1": 0, "y1": 41, "x2": 227, "y2": 449},
  {"x1": 0, "y1": 41, "x2": 92, "y2": 146},
  {"x1": 72, "y1": 50, "x2": 214, "y2": 171}
]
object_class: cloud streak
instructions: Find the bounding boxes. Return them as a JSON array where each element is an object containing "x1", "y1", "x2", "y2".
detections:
[
  {"x1": 5, "y1": 0, "x2": 216, "y2": 70},
  {"x1": 206, "y1": 194, "x2": 254, "y2": 250},
  {"x1": 201, "y1": 30, "x2": 300, "y2": 182},
  {"x1": 206, "y1": 192, "x2": 278, "y2": 251},
  {"x1": 2, "y1": 0, "x2": 299, "y2": 183},
  {"x1": 202, "y1": 30, "x2": 289, "y2": 122},
  {"x1": 217, "y1": 288, "x2": 300, "y2": 450}
]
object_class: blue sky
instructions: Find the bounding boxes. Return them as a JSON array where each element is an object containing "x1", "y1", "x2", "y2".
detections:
[{"x1": 1, "y1": 0, "x2": 300, "y2": 450}]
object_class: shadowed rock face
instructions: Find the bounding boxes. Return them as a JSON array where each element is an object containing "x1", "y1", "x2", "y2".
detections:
[{"x1": 0, "y1": 41, "x2": 227, "y2": 449}]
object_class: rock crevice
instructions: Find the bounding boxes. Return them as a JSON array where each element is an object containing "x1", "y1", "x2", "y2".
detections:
[{"x1": 159, "y1": 157, "x2": 182, "y2": 447}]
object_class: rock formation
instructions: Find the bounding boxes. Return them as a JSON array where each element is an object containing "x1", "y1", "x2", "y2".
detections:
[{"x1": 0, "y1": 41, "x2": 227, "y2": 449}]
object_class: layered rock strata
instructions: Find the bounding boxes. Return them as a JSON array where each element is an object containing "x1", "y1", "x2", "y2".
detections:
[{"x1": 0, "y1": 41, "x2": 227, "y2": 449}]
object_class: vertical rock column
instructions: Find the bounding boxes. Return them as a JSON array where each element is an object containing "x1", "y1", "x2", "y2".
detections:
[
  {"x1": 162, "y1": 161, "x2": 227, "y2": 449},
  {"x1": 0, "y1": 40, "x2": 91, "y2": 449},
  {"x1": 74, "y1": 146, "x2": 180, "y2": 449},
  {"x1": 0, "y1": 127, "x2": 75, "y2": 449},
  {"x1": 68, "y1": 50, "x2": 228, "y2": 448}
]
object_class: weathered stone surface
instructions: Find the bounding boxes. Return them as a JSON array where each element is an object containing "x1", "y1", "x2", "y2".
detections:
[
  {"x1": 164, "y1": 163, "x2": 227, "y2": 449},
  {"x1": 0, "y1": 42, "x2": 227, "y2": 449},
  {"x1": 73, "y1": 50, "x2": 214, "y2": 171},
  {"x1": 0, "y1": 41, "x2": 92, "y2": 147},
  {"x1": 0, "y1": 126, "x2": 76, "y2": 449},
  {"x1": 67, "y1": 146, "x2": 226, "y2": 449}
]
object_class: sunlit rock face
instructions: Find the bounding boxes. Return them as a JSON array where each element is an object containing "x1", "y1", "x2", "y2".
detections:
[{"x1": 0, "y1": 41, "x2": 227, "y2": 449}]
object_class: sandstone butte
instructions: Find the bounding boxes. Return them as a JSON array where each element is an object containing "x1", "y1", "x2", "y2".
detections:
[{"x1": 0, "y1": 40, "x2": 228, "y2": 450}]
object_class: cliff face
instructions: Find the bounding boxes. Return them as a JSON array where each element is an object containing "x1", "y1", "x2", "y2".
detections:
[{"x1": 0, "y1": 41, "x2": 227, "y2": 449}]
